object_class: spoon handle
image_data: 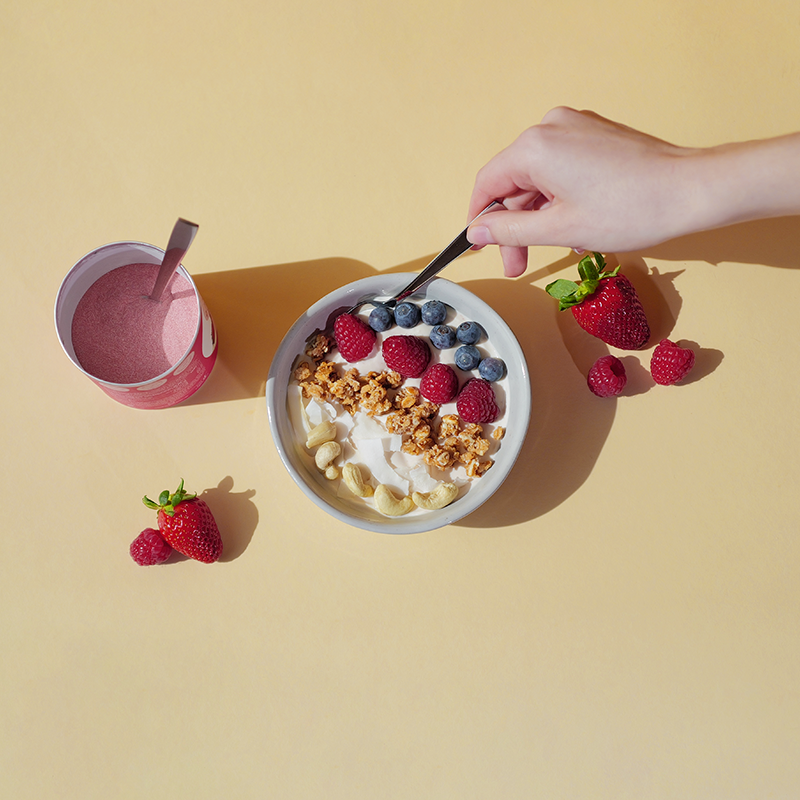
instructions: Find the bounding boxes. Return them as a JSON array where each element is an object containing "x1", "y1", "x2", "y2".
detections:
[
  {"x1": 150, "y1": 218, "x2": 199, "y2": 301},
  {"x1": 391, "y1": 200, "x2": 503, "y2": 304}
]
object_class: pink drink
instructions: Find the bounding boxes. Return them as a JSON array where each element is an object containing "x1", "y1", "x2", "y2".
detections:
[
  {"x1": 71, "y1": 263, "x2": 198, "y2": 384},
  {"x1": 55, "y1": 241, "x2": 217, "y2": 409}
]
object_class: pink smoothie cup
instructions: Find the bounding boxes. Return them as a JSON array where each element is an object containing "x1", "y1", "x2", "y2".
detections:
[{"x1": 54, "y1": 241, "x2": 218, "y2": 409}]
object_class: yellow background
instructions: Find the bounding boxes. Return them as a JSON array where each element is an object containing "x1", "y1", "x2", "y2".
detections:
[{"x1": 3, "y1": 1, "x2": 799, "y2": 797}]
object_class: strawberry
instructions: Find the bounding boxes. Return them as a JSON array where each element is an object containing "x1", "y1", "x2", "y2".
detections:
[
  {"x1": 333, "y1": 313, "x2": 376, "y2": 362},
  {"x1": 130, "y1": 528, "x2": 173, "y2": 565},
  {"x1": 650, "y1": 339, "x2": 695, "y2": 385},
  {"x1": 382, "y1": 335, "x2": 431, "y2": 378},
  {"x1": 587, "y1": 354, "x2": 627, "y2": 397},
  {"x1": 143, "y1": 479, "x2": 222, "y2": 563},
  {"x1": 546, "y1": 252, "x2": 650, "y2": 350},
  {"x1": 456, "y1": 378, "x2": 499, "y2": 423},
  {"x1": 420, "y1": 362, "x2": 459, "y2": 404}
]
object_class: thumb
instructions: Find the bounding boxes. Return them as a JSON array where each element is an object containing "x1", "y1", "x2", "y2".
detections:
[{"x1": 467, "y1": 208, "x2": 557, "y2": 248}]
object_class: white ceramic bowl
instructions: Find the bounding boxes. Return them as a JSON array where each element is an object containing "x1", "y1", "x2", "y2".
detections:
[{"x1": 266, "y1": 273, "x2": 531, "y2": 534}]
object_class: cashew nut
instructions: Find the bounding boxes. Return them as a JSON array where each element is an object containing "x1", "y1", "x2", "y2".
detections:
[
  {"x1": 374, "y1": 484, "x2": 415, "y2": 517},
  {"x1": 314, "y1": 441, "x2": 341, "y2": 474},
  {"x1": 412, "y1": 482, "x2": 459, "y2": 510},
  {"x1": 324, "y1": 465, "x2": 339, "y2": 481},
  {"x1": 342, "y1": 463, "x2": 374, "y2": 497},
  {"x1": 306, "y1": 420, "x2": 337, "y2": 449}
]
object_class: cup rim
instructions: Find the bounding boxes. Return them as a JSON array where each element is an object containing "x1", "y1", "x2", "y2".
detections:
[{"x1": 54, "y1": 240, "x2": 203, "y2": 388}]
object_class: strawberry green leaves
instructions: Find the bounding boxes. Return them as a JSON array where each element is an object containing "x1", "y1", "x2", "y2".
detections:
[
  {"x1": 143, "y1": 478, "x2": 197, "y2": 518},
  {"x1": 546, "y1": 252, "x2": 620, "y2": 310}
]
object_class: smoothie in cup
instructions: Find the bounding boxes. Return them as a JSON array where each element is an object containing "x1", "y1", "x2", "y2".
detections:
[{"x1": 55, "y1": 241, "x2": 217, "y2": 409}]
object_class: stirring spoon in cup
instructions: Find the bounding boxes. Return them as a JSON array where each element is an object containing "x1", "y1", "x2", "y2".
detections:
[{"x1": 149, "y1": 218, "x2": 199, "y2": 302}]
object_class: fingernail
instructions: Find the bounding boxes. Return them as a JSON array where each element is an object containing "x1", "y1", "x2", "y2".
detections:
[{"x1": 467, "y1": 225, "x2": 496, "y2": 246}]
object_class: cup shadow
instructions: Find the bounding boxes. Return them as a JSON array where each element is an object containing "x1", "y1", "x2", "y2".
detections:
[{"x1": 184, "y1": 255, "x2": 433, "y2": 406}]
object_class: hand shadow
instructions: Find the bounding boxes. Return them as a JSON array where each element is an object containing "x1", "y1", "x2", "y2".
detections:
[{"x1": 642, "y1": 215, "x2": 800, "y2": 269}]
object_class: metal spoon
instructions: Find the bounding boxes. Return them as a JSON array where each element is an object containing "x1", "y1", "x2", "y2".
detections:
[
  {"x1": 344, "y1": 200, "x2": 503, "y2": 315},
  {"x1": 149, "y1": 218, "x2": 199, "y2": 301}
]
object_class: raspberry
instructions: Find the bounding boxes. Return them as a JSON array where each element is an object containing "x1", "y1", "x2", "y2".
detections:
[
  {"x1": 382, "y1": 335, "x2": 431, "y2": 378},
  {"x1": 650, "y1": 339, "x2": 695, "y2": 385},
  {"x1": 587, "y1": 354, "x2": 627, "y2": 397},
  {"x1": 130, "y1": 528, "x2": 173, "y2": 566},
  {"x1": 456, "y1": 378, "x2": 499, "y2": 423},
  {"x1": 420, "y1": 363, "x2": 459, "y2": 404},
  {"x1": 333, "y1": 313, "x2": 377, "y2": 362}
]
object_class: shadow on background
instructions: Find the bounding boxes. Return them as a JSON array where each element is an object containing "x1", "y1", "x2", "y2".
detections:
[
  {"x1": 454, "y1": 273, "x2": 616, "y2": 528},
  {"x1": 186, "y1": 254, "x2": 433, "y2": 405},
  {"x1": 641, "y1": 215, "x2": 800, "y2": 269},
  {"x1": 162, "y1": 476, "x2": 258, "y2": 563},
  {"x1": 177, "y1": 214, "x2": 797, "y2": 529}
]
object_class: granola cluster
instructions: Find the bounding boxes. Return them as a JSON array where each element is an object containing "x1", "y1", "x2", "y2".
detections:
[
  {"x1": 293, "y1": 360, "x2": 403, "y2": 415},
  {"x1": 293, "y1": 360, "x2": 504, "y2": 479}
]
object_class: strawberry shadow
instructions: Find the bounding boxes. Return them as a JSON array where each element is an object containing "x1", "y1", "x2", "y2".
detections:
[
  {"x1": 198, "y1": 476, "x2": 258, "y2": 561},
  {"x1": 158, "y1": 476, "x2": 258, "y2": 564}
]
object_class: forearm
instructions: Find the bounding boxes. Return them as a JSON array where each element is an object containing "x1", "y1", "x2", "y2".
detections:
[{"x1": 678, "y1": 132, "x2": 800, "y2": 235}]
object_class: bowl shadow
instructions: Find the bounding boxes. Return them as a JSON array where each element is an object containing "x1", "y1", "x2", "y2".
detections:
[
  {"x1": 454, "y1": 275, "x2": 616, "y2": 528},
  {"x1": 175, "y1": 210, "x2": 796, "y2": 529}
]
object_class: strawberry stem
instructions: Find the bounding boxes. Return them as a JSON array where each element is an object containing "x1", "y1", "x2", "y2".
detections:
[
  {"x1": 143, "y1": 478, "x2": 197, "y2": 517},
  {"x1": 546, "y1": 252, "x2": 620, "y2": 310}
]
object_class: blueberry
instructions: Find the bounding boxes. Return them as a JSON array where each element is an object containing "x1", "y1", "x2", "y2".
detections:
[
  {"x1": 455, "y1": 344, "x2": 481, "y2": 371},
  {"x1": 394, "y1": 301, "x2": 421, "y2": 328},
  {"x1": 456, "y1": 321, "x2": 484, "y2": 345},
  {"x1": 421, "y1": 299, "x2": 447, "y2": 326},
  {"x1": 430, "y1": 324, "x2": 457, "y2": 350},
  {"x1": 478, "y1": 357, "x2": 506, "y2": 382},
  {"x1": 368, "y1": 304, "x2": 394, "y2": 332}
]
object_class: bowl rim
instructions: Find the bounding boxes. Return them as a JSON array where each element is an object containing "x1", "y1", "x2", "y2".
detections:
[{"x1": 266, "y1": 273, "x2": 531, "y2": 534}]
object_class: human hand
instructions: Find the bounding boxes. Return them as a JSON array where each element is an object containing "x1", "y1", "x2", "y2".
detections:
[{"x1": 466, "y1": 107, "x2": 699, "y2": 276}]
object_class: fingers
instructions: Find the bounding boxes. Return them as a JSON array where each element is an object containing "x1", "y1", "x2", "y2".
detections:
[
  {"x1": 467, "y1": 208, "x2": 553, "y2": 249},
  {"x1": 467, "y1": 133, "x2": 545, "y2": 221},
  {"x1": 499, "y1": 244, "x2": 528, "y2": 277}
]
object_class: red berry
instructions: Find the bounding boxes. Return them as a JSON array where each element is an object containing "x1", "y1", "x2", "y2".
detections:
[
  {"x1": 130, "y1": 528, "x2": 173, "y2": 566},
  {"x1": 587, "y1": 354, "x2": 627, "y2": 397},
  {"x1": 143, "y1": 480, "x2": 223, "y2": 564},
  {"x1": 382, "y1": 335, "x2": 431, "y2": 378},
  {"x1": 456, "y1": 378, "x2": 500, "y2": 423},
  {"x1": 420, "y1": 362, "x2": 459, "y2": 404},
  {"x1": 546, "y1": 254, "x2": 650, "y2": 350},
  {"x1": 650, "y1": 339, "x2": 695, "y2": 385},
  {"x1": 333, "y1": 313, "x2": 377, "y2": 362}
]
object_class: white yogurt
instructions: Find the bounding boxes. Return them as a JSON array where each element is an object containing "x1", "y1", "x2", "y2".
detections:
[{"x1": 290, "y1": 300, "x2": 508, "y2": 516}]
